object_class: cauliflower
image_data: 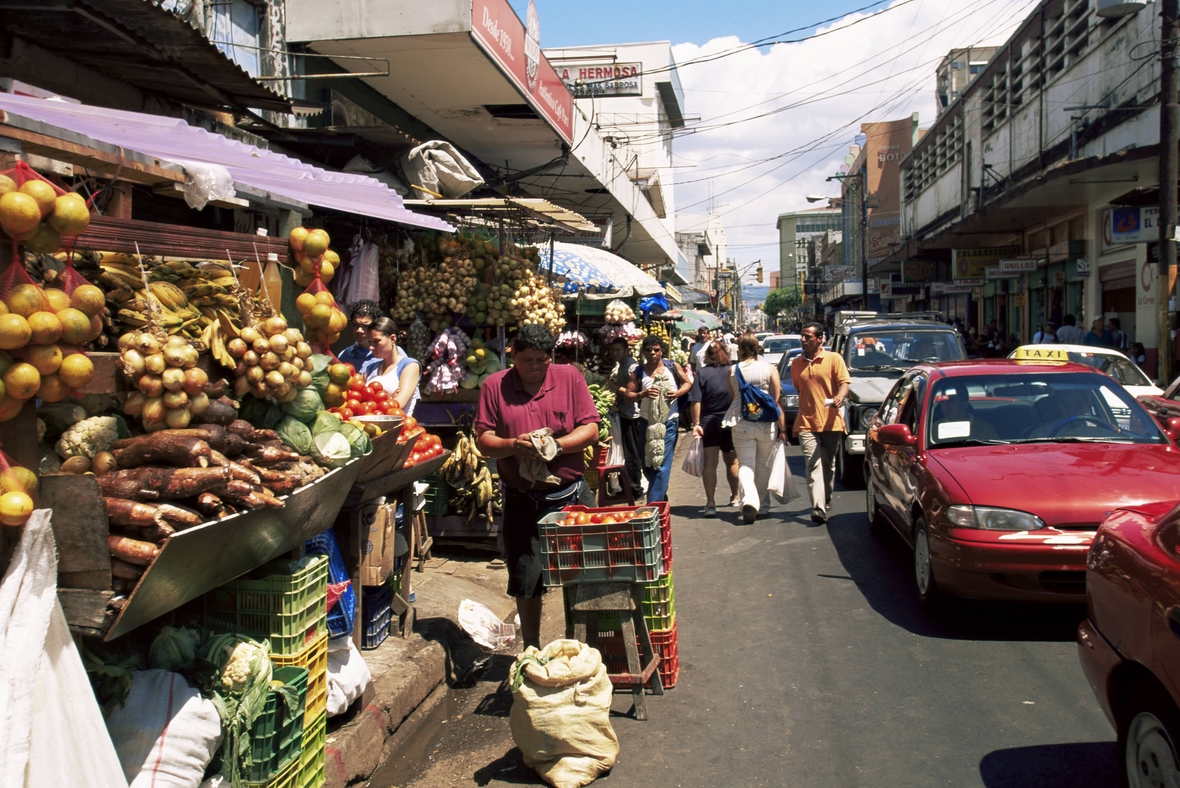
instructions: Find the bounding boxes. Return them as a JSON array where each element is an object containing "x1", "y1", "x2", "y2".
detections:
[
  {"x1": 204, "y1": 634, "x2": 269, "y2": 693},
  {"x1": 56, "y1": 416, "x2": 121, "y2": 459}
]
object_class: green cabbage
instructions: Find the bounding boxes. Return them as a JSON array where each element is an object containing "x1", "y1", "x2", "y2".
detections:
[
  {"x1": 313, "y1": 431, "x2": 352, "y2": 468},
  {"x1": 311, "y1": 410, "x2": 342, "y2": 437},
  {"x1": 148, "y1": 625, "x2": 200, "y2": 672},
  {"x1": 309, "y1": 354, "x2": 332, "y2": 399},
  {"x1": 240, "y1": 395, "x2": 283, "y2": 430},
  {"x1": 276, "y1": 416, "x2": 313, "y2": 455},
  {"x1": 282, "y1": 387, "x2": 323, "y2": 424},
  {"x1": 338, "y1": 422, "x2": 372, "y2": 458}
]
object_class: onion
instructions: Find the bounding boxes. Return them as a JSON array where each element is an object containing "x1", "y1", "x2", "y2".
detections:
[
  {"x1": 269, "y1": 334, "x2": 288, "y2": 354},
  {"x1": 277, "y1": 385, "x2": 296, "y2": 402},
  {"x1": 246, "y1": 365, "x2": 265, "y2": 383},
  {"x1": 243, "y1": 350, "x2": 259, "y2": 367},
  {"x1": 297, "y1": 370, "x2": 312, "y2": 388},
  {"x1": 252, "y1": 337, "x2": 270, "y2": 355},
  {"x1": 284, "y1": 328, "x2": 302, "y2": 346},
  {"x1": 240, "y1": 326, "x2": 261, "y2": 344},
  {"x1": 296, "y1": 342, "x2": 312, "y2": 359},
  {"x1": 233, "y1": 375, "x2": 251, "y2": 397},
  {"x1": 278, "y1": 362, "x2": 296, "y2": 379},
  {"x1": 265, "y1": 370, "x2": 285, "y2": 389},
  {"x1": 123, "y1": 391, "x2": 146, "y2": 417},
  {"x1": 121, "y1": 349, "x2": 146, "y2": 377},
  {"x1": 117, "y1": 333, "x2": 136, "y2": 352},
  {"x1": 189, "y1": 391, "x2": 210, "y2": 415},
  {"x1": 162, "y1": 367, "x2": 186, "y2": 392},
  {"x1": 183, "y1": 368, "x2": 208, "y2": 396},
  {"x1": 90, "y1": 451, "x2": 117, "y2": 476},
  {"x1": 290, "y1": 356, "x2": 304, "y2": 371},
  {"x1": 138, "y1": 374, "x2": 164, "y2": 398},
  {"x1": 182, "y1": 346, "x2": 198, "y2": 369},
  {"x1": 163, "y1": 345, "x2": 188, "y2": 368},
  {"x1": 265, "y1": 316, "x2": 288, "y2": 336},
  {"x1": 227, "y1": 338, "x2": 248, "y2": 358},
  {"x1": 163, "y1": 390, "x2": 188, "y2": 409},
  {"x1": 136, "y1": 334, "x2": 161, "y2": 356},
  {"x1": 260, "y1": 352, "x2": 280, "y2": 371},
  {"x1": 144, "y1": 353, "x2": 166, "y2": 376},
  {"x1": 165, "y1": 407, "x2": 191, "y2": 429},
  {"x1": 142, "y1": 396, "x2": 166, "y2": 426}
]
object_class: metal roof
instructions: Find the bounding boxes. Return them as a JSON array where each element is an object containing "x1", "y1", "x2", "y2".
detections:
[
  {"x1": 0, "y1": 0, "x2": 291, "y2": 113},
  {"x1": 402, "y1": 198, "x2": 600, "y2": 234}
]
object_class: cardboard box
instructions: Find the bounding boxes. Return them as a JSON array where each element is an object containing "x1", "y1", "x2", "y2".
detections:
[{"x1": 358, "y1": 501, "x2": 396, "y2": 586}]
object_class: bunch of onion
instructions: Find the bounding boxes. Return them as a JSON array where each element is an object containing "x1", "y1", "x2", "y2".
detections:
[
  {"x1": 391, "y1": 258, "x2": 477, "y2": 329},
  {"x1": 226, "y1": 315, "x2": 313, "y2": 402},
  {"x1": 119, "y1": 331, "x2": 208, "y2": 431},
  {"x1": 510, "y1": 269, "x2": 566, "y2": 335}
]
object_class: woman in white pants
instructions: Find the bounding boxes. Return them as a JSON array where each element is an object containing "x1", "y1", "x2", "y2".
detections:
[{"x1": 727, "y1": 335, "x2": 787, "y2": 523}]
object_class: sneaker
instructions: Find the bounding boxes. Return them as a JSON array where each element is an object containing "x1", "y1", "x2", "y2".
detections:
[
  {"x1": 811, "y1": 509, "x2": 827, "y2": 525},
  {"x1": 728, "y1": 498, "x2": 740, "y2": 508},
  {"x1": 703, "y1": 506, "x2": 717, "y2": 518},
  {"x1": 742, "y1": 504, "x2": 757, "y2": 524}
]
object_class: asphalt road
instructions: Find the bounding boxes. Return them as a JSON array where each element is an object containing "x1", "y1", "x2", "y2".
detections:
[{"x1": 368, "y1": 440, "x2": 1118, "y2": 788}]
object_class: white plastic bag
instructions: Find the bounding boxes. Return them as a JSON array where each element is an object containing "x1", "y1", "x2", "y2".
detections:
[
  {"x1": 401, "y1": 140, "x2": 484, "y2": 199},
  {"x1": 604, "y1": 412, "x2": 624, "y2": 466},
  {"x1": 510, "y1": 640, "x2": 619, "y2": 788},
  {"x1": 338, "y1": 237, "x2": 380, "y2": 307},
  {"x1": 326, "y1": 637, "x2": 372, "y2": 717},
  {"x1": 767, "y1": 442, "x2": 800, "y2": 503},
  {"x1": 0, "y1": 509, "x2": 129, "y2": 788},
  {"x1": 176, "y1": 161, "x2": 236, "y2": 211},
  {"x1": 681, "y1": 434, "x2": 704, "y2": 477},
  {"x1": 458, "y1": 599, "x2": 518, "y2": 650}
]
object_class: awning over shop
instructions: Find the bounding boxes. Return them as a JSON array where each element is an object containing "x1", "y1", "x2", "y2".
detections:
[
  {"x1": 678, "y1": 309, "x2": 721, "y2": 330},
  {"x1": 0, "y1": 92, "x2": 452, "y2": 231},
  {"x1": 539, "y1": 242, "x2": 665, "y2": 299},
  {"x1": 403, "y1": 198, "x2": 599, "y2": 234}
]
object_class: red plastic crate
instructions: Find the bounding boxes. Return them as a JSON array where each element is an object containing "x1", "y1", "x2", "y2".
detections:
[{"x1": 595, "y1": 618, "x2": 679, "y2": 689}]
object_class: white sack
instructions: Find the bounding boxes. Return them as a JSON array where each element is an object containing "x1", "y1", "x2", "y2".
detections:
[
  {"x1": 401, "y1": 140, "x2": 484, "y2": 199},
  {"x1": 0, "y1": 508, "x2": 129, "y2": 788},
  {"x1": 105, "y1": 669, "x2": 223, "y2": 788},
  {"x1": 326, "y1": 637, "x2": 372, "y2": 717},
  {"x1": 510, "y1": 639, "x2": 619, "y2": 788}
]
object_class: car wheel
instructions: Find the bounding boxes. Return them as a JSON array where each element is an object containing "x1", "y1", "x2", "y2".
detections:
[
  {"x1": 865, "y1": 467, "x2": 885, "y2": 537},
  {"x1": 838, "y1": 442, "x2": 864, "y2": 489},
  {"x1": 913, "y1": 516, "x2": 944, "y2": 610},
  {"x1": 1119, "y1": 680, "x2": 1180, "y2": 788}
]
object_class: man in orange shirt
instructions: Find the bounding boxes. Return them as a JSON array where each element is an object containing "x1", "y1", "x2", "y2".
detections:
[{"x1": 790, "y1": 322, "x2": 851, "y2": 524}]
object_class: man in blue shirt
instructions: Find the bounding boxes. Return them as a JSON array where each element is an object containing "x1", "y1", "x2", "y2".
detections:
[
  {"x1": 1082, "y1": 317, "x2": 1113, "y2": 348},
  {"x1": 337, "y1": 300, "x2": 383, "y2": 376}
]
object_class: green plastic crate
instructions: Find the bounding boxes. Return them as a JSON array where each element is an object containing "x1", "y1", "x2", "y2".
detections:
[
  {"x1": 244, "y1": 666, "x2": 308, "y2": 783},
  {"x1": 196, "y1": 555, "x2": 329, "y2": 656},
  {"x1": 298, "y1": 713, "x2": 327, "y2": 788},
  {"x1": 423, "y1": 473, "x2": 450, "y2": 516},
  {"x1": 242, "y1": 754, "x2": 300, "y2": 788},
  {"x1": 563, "y1": 570, "x2": 676, "y2": 635}
]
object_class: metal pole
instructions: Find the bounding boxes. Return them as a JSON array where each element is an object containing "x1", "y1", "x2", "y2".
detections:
[
  {"x1": 1160, "y1": 0, "x2": 1179, "y2": 385},
  {"x1": 861, "y1": 170, "x2": 869, "y2": 311}
]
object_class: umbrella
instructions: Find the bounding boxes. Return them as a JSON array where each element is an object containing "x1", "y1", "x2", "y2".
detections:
[
  {"x1": 538, "y1": 242, "x2": 666, "y2": 298},
  {"x1": 535, "y1": 246, "x2": 617, "y2": 294}
]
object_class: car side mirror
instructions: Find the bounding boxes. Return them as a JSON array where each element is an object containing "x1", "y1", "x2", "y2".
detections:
[
  {"x1": 1167, "y1": 417, "x2": 1180, "y2": 443},
  {"x1": 878, "y1": 424, "x2": 917, "y2": 446}
]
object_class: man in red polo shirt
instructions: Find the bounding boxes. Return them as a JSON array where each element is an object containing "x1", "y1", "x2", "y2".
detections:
[{"x1": 475, "y1": 324, "x2": 600, "y2": 650}]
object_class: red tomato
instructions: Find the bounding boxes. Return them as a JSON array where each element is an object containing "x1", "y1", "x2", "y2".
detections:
[
  {"x1": 372, "y1": 389, "x2": 389, "y2": 403},
  {"x1": 575, "y1": 512, "x2": 591, "y2": 525},
  {"x1": 367, "y1": 381, "x2": 384, "y2": 395},
  {"x1": 348, "y1": 384, "x2": 367, "y2": 400},
  {"x1": 409, "y1": 452, "x2": 421, "y2": 465},
  {"x1": 338, "y1": 407, "x2": 354, "y2": 420},
  {"x1": 354, "y1": 402, "x2": 372, "y2": 416},
  {"x1": 602, "y1": 515, "x2": 617, "y2": 524},
  {"x1": 590, "y1": 513, "x2": 604, "y2": 524},
  {"x1": 344, "y1": 362, "x2": 356, "y2": 375},
  {"x1": 403, "y1": 416, "x2": 418, "y2": 433},
  {"x1": 387, "y1": 407, "x2": 406, "y2": 420}
]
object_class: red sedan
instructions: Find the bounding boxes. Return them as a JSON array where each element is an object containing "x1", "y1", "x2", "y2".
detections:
[
  {"x1": 864, "y1": 358, "x2": 1180, "y2": 607},
  {"x1": 1078, "y1": 501, "x2": 1180, "y2": 786}
]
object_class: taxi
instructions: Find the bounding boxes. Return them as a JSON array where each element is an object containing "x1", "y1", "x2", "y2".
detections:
[{"x1": 863, "y1": 348, "x2": 1180, "y2": 608}]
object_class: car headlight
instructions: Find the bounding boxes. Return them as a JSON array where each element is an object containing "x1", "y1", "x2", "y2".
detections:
[
  {"x1": 784, "y1": 395, "x2": 799, "y2": 408},
  {"x1": 946, "y1": 505, "x2": 1045, "y2": 531}
]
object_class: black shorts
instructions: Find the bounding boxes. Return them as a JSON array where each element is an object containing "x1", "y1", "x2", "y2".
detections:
[
  {"x1": 700, "y1": 418, "x2": 735, "y2": 452},
  {"x1": 501, "y1": 479, "x2": 589, "y2": 598}
]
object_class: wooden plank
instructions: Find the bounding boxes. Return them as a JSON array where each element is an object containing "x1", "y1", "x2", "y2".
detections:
[
  {"x1": 58, "y1": 588, "x2": 114, "y2": 635},
  {"x1": 41, "y1": 473, "x2": 112, "y2": 589},
  {"x1": 0, "y1": 124, "x2": 185, "y2": 186}
]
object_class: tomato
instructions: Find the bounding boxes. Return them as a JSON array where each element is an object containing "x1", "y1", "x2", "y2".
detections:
[
  {"x1": 339, "y1": 407, "x2": 354, "y2": 421},
  {"x1": 575, "y1": 512, "x2": 591, "y2": 525},
  {"x1": 350, "y1": 374, "x2": 365, "y2": 388},
  {"x1": 367, "y1": 381, "x2": 384, "y2": 395},
  {"x1": 372, "y1": 388, "x2": 389, "y2": 403},
  {"x1": 387, "y1": 406, "x2": 406, "y2": 420},
  {"x1": 409, "y1": 452, "x2": 421, "y2": 465},
  {"x1": 358, "y1": 401, "x2": 375, "y2": 416},
  {"x1": 590, "y1": 513, "x2": 604, "y2": 524},
  {"x1": 348, "y1": 383, "x2": 367, "y2": 399},
  {"x1": 403, "y1": 416, "x2": 418, "y2": 433},
  {"x1": 344, "y1": 362, "x2": 356, "y2": 375},
  {"x1": 346, "y1": 397, "x2": 361, "y2": 410},
  {"x1": 602, "y1": 515, "x2": 617, "y2": 524}
]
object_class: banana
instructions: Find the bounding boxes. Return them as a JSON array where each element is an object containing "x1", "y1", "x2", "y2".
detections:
[{"x1": 149, "y1": 281, "x2": 189, "y2": 310}]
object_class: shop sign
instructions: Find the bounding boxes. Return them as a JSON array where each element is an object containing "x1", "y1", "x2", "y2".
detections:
[
  {"x1": 823, "y1": 264, "x2": 856, "y2": 282},
  {"x1": 1105, "y1": 206, "x2": 1160, "y2": 247},
  {"x1": 1013, "y1": 294, "x2": 1027, "y2": 307},
  {"x1": 889, "y1": 273, "x2": 922, "y2": 296},
  {"x1": 1076, "y1": 258, "x2": 1091, "y2": 277},
  {"x1": 471, "y1": 0, "x2": 573, "y2": 142},
  {"x1": 1052, "y1": 270, "x2": 1066, "y2": 286},
  {"x1": 953, "y1": 246, "x2": 1020, "y2": 279},
  {"x1": 1139, "y1": 257, "x2": 1158, "y2": 309},
  {"x1": 558, "y1": 62, "x2": 642, "y2": 97},
  {"x1": 902, "y1": 259, "x2": 934, "y2": 283},
  {"x1": 985, "y1": 266, "x2": 1019, "y2": 279},
  {"x1": 931, "y1": 282, "x2": 978, "y2": 295},
  {"x1": 999, "y1": 257, "x2": 1039, "y2": 273}
]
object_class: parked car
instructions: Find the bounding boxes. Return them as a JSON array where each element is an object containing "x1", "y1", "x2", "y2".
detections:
[
  {"x1": 775, "y1": 354, "x2": 800, "y2": 442},
  {"x1": 1009, "y1": 344, "x2": 1162, "y2": 398},
  {"x1": 864, "y1": 355, "x2": 1180, "y2": 608},
  {"x1": 831, "y1": 314, "x2": 967, "y2": 487},
  {"x1": 761, "y1": 334, "x2": 801, "y2": 367},
  {"x1": 1137, "y1": 372, "x2": 1180, "y2": 429},
  {"x1": 1078, "y1": 500, "x2": 1180, "y2": 787}
]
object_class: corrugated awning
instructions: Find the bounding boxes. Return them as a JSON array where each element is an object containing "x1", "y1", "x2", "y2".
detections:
[
  {"x1": 0, "y1": 0, "x2": 291, "y2": 113},
  {"x1": 402, "y1": 198, "x2": 600, "y2": 234},
  {"x1": 0, "y1": 93, "x2": 453, "y2": 231}
]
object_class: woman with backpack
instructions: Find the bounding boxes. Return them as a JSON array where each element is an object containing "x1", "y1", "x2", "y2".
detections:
[
  {"x1": 638, "y1": 335, "x2": 692, "y2": 503},
  {"x1": 725, "y1": 335, "x2": 786, "y2": 523}
]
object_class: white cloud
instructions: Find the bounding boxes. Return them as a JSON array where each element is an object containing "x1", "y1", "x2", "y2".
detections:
[{"x1": 668, "y1": 0, "x2": 1037, "y2": 279}]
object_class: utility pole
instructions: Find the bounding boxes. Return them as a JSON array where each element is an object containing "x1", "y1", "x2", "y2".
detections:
[
  {"x1": 860, "y1": 168, "x2": 869, "y2": 311},
  {"x1": 1161, "y1": 0, "x2": 1179, "y2": 385}
]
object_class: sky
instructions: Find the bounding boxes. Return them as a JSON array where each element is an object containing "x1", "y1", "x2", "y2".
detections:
[{"x1": 514, "y1": 0, "x2": 1038, "y2": 285}]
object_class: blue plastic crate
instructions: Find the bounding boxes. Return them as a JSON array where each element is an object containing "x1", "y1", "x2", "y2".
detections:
[
  {"x1": 361, "y1": 583, "x2": 392, "y2": 650},
  {"x1": 305, "y1": 528, "x2": 355, "y2": 638}
]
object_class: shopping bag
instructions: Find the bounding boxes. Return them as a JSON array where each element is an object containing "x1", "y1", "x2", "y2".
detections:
[
  {"x1": 605, "y1": 413, "x2": 624, "y2": 466},
  {"x1": 767, "y1": 442, "x2": 800, "y2": 503},
  {"x1": 681, "y1": 434, "x2": 704, "y2": 477}
]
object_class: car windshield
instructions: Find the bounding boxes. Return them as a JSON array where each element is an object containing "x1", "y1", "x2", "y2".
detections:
[
  {"x1": 1061, "y1": 351, "x2": 1153, "y2": 387},
  {"x1": 763, "y1": 337, "x2": 801, "y2": 353},
  {"x1": 925, "y1": 372, "x2": 1166, "y2": 447},
  {"x1": 846, "y1": 329, "x2": 963, "y2": 369}
]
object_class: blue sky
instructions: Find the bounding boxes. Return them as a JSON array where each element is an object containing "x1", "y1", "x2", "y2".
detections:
[{"x1": 510, "y1": 0, "x2": 884, "y2": 48}]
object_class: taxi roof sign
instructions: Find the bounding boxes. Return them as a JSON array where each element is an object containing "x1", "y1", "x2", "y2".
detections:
[{"x1": 1012, "y1": 346, "x2": 1069, "y2": 364}]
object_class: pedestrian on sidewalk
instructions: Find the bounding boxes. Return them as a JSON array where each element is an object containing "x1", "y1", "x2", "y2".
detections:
[
  {"x1": 790, "y1": 322, "x2": 850, "y2": 524},
  {"x1": 726, "y1": 335, "x2": 785, "y2": 523},
  {"x1": 688, "y1": 340, "x2": 739, "y2": 517},
  {"x1": 607, "y1": 337, "x2": 645, "y2": 497},
  {"x1": 474, "y1": 325, "x2": 601, "y2": 650},
  {"x1": 639, "y1": 335, "x2": 692, "y2": 504}
]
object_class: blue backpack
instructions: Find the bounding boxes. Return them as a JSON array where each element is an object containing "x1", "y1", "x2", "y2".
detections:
[{"x1": 735, "y1": 364, "x2": 780, "y2": 423}]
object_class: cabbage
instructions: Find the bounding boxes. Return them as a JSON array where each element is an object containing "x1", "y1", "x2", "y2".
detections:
[
  {"x1": 276, "y1": 416, "x2": 313, "y2": 455},
  {"x1": 148, "y1": 625, "x2": 200, "y2": 672},
  {"x1": 313, "y1": 431, "x2": 352, "y2": 468},
  {"x1": 338, "y1": 422, "x2": 372, "y2": 458},
  {"x1": 311, "y1": 410, "x2": 341, "y2": 437},
  {"x1": 240, "y1": 395, "x2": 283, "y2": 430},
  {"x1": 282, "y1": 387, "x2": 323, "y2": 424},
  {"x1": 309, "y1": 354, "x2": 332, "y2": 399}
]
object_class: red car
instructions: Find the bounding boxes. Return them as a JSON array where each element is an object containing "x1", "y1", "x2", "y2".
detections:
[
  {"x1": 864, "y1": 358, "x2": 1180, "y2": 607},
  {"x1": 1078, "y1": 501, "x2": 1180, "y2": 786}
]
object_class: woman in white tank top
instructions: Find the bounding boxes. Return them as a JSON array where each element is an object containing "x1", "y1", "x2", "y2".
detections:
[{"x1": 726, "y1": 335, "x2": 785, "y2": 523}]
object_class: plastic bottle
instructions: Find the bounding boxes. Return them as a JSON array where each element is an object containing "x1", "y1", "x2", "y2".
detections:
[{"x1": 262, "y1": 252, "x2": 283, "y2": 305}]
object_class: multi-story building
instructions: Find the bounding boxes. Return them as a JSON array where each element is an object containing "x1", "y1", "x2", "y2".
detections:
[
  {"x1": 935, "y1": 47, "x2": 1000, "y2": 116},
  {"x1": 775, "y1": 207, "x2": 841, "y2": 296},
  {"x1": 676, "y1": 213, "x2": 727, "y2": 295},
  {"x1": 895, "y1": 0, "x2": 1169, "y2": 375}
]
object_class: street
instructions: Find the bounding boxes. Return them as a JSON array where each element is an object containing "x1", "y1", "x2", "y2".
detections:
[{"x1": 367, "y1": 441, "x2": 1117, "y2": 788}]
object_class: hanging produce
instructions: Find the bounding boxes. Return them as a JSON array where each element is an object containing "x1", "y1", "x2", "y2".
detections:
[
  {"x1": 0, "y1": 446, "x2": 36, "y2": 527},
  {"x1": 226, "y1": 315, "x2": 314, "y2": 403},
  {"x1": 289, "y1": 226, "x2": 338, "y2": 288},
  {"x1": 439, "y1": 431, "x2": 498, "y2": 522},
  {"x1": 422, "y1": 327, "x2": 468, "y2": 396},
  {"x1": 459, "y1": 332, "x2": 501, "y2": 390},
  {"x1": 604, "y1": 300, "x2": 636, "y2": 325},
  {"x1": 118, "y1": 330, "x2": 208, "y2": 431},
  {"x1": 0, "y1": 162, "x2": 92, "y2": 254}
]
